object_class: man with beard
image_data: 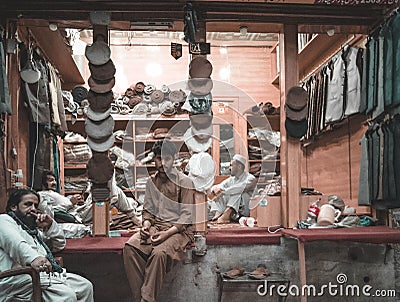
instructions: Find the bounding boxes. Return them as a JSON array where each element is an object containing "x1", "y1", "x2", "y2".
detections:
[
  {"x1": 123, "y1": 139, "x2": 195, "y2": 302},
  {"x1": 209, "y1": 154, "x2": 257, "y2": 224},
  {"x1": 0, "y1": 188, "x2": 94, "y2": 302},
  {"x1": 39, "y1": 170, "x2": 140, "y2": 225}
]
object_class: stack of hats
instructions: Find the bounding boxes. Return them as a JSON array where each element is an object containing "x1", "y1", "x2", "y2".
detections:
[
  {"x1": 184, "y1": 57, "x2": 213, "y2": 114},
  {"x1": 284, "y1": 86, "x2": 309, "y2": 139},
  {"x1": 117, "y1": 82, "x2": 182, "y2": 116},
  {"x1": 183, "y1": 56, "x2": 214, "y2": 153},
  {"x1": 85, "y1": 34, "x2": 116, "y2": 201}
]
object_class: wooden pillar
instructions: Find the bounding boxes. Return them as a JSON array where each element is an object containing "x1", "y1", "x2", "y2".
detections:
[{"x1": 279, "y1": 24, "x2": 301, "y2": 228}]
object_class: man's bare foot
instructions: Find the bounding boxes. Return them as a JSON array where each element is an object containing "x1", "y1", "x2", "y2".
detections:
[
  {"x1": 211, "y1": 211, "x2": 222, "y2": 221},
  {"x1": 216, "y1": 208, "x2": 233, "y2": 224}
]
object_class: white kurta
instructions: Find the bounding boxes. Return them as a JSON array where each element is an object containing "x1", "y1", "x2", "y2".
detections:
[
  {"x1": 0, "y1": 214, "x2": 93, "y2": 302},
  {"x1": 209, "y1": 171, "x2": 256, "y2": 216}
]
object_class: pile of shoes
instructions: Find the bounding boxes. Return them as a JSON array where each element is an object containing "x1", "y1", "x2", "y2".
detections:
[{"x1": 222, "y1": 264, "x2": 271, "y2": 280}]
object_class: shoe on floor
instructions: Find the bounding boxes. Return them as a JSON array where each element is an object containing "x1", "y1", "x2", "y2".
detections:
[
  {"x1": 248, "y1": 264, "x2": 270, "y2": 280},
  {"x1": 224, "y1": 266, "x2": 245, "y2": 279}
]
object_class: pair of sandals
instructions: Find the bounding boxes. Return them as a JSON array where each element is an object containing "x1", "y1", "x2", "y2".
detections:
[{"x1": 223, "y1": 264, "x2": 270, "y2": 280}]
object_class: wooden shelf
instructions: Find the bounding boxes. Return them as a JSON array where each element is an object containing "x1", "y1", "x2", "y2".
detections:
[
  {"x1": 63, "y1": 141, "x2": 87, "y2": 144},
  {"x1": 298, "y1": 33, "x2": 353, "y2": 81},
  {"x1": 248, "y1": 159, "x2": 280, "y2": 163},
  {"x1": 64, "y1": 165, "x2": 87, "y2": 169}
]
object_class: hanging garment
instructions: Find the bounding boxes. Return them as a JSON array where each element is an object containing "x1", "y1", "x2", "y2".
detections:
[
  {"x1": 358, "y1": 134, "x2": 370, "y2": 205},
  {"x1": 343, "y1": 47, "x2": 362, "y2": 116},
  {"x1": 47, "y1": 63, "x2": 61, "y2": 126},
  {"x1": 359, "y1": 44, "x2": 368, "y2": 113},
  {"x1": 23, "y1": 58, "x2": 51, "y2": 125},
  {"x1": 325, "y1": 53, "x2": 345, "y2": 124},
  {"x1": 383, "y1": 21, "x2": 394, "y2": 109},
  {"x1": 372, "y1": 30, "x2": 385, "y2": 119},
  {"x1": 391, "y1": 117, "x2": 400, "y2": 205},
  {"x1": 0, "y1": 40, "x2": 11, "y2": 114},
  {"x1": 370, "y1": 125, "x2": 380, "y2": 202},
  {"x1": 366, "y1": 37, "x2": 376, "y2": 114},
  {"x1": 392, "y1": 13, "x2": 400, "y2": 106}
]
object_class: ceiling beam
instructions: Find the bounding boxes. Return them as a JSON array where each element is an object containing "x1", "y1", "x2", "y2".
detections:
[{"x1": 0, "y1": 1, "x2": 389, "y2": 29}]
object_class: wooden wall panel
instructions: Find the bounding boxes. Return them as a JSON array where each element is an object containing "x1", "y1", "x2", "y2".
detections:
[
  {"x1": 303, "y1": 123, "x2": 351, "y2": 201},
  {"x1": 348, "y1": 115, "x2": 370, "y2": 212},
  {"x1": 302, "y1": 115, "x2": 369, "y2": 214}
]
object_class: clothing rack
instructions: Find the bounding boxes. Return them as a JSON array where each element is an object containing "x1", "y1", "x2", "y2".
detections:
[{"x1": 300, "y1": 34, "x2": 357, "y2": 83}]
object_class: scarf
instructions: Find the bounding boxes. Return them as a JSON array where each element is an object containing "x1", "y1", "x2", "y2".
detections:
[{"x1": 8, "y1": 211, "x2": 63, "y2": 273}]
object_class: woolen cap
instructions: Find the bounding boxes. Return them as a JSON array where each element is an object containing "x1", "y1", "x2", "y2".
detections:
[
  {"x1": 88, "y1": 152, "x2": 114, "y2": 183},
  {"x1": 20, "y1": 60, "x2": 41, "y2": 84},
  {"x1": 87, "y1": 133, "x2": 115, "y2": 152},
  {"x1": 85, "y1": 40, "x2": 111, "y2": 66},
  {"x1": 168, "y1": 90, "x2": 186, "y2": 104},
  {"x1": 85, "y1": 115, "x2": 114, "y2": 140},
  {"x1": 187, "y1": 92, "x2": 212, "y2": 114},
  {"x1": 284, "y1": 103, "x2": 308, "y2": 121},
  {"x1": 86, "y1": 106, "x2": 112, "y2": 121},
  {"x1": 189, "y1": 112, "x2": 213, "y2": 129},
  {"x1": 286, "y1": 86, "x2": 308, "y2": 111},
  {"x1": 133, "y1": 82, "x2": 145, "y2": 94},
  {"x1": 150, "y1": 90, "x2": 165, "y2": 104},
  {"x1": 285, "y1": 117, "x2": 308, "y2": 138},
  {"x1": 71, "y1": 86, "x2": 88, "y2": 106},
  {"x1": 187, "y1": 78, "x2": 213, "y2": 95},
  {"x1": 87, "y1": 90, "x2": 113, "y2": 113},
  {"x1": 187, "y1": 152, "x2": 215, "y2": 192},
  {"x1": 89, "y1": 59, "x2": 116, "y2": 82},
  {"x1": 128, "y1": 95, "x2": 142, "y2": 109},
  {"x1": 189, "y1": 57, "x2": 213, "y2": 78},
  {"x1": 183, "y1": 127, "x2": 212, "y2": 153},
  {"x1": 88, "y1": 76, "x2": 115, "y2": 94}
]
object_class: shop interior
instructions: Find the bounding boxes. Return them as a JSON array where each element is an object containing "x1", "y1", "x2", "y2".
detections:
[{"x1": 0, "y1": 2, "x2": 400, "y2": 301}]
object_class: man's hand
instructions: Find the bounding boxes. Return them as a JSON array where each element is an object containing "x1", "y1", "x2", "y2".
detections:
[
  {"x1": 70, "y1": 194, "x2": 84, "y2": 206},
  {"x1": 31, "y1": 211, "x2": 53, "y2": 230},
  {"x1": 150, "y1": 230, "x2": 170, "y2": 245},
  {"x1": 213, "y1": 187, "x2": 223, "y2": 196},
  {"x1": 151, "y1": 226, "x2": 178, "y2": 245},
  {"x1": 31, "y1": 256, "x2": 52, "y2": 273},
  {"x1": 140, "y1": 220, "x2": 152, "y2": 240}
]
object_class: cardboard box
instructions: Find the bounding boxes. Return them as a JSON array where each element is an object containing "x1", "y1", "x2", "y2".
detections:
[{"x1": 252, "y1": 196, "x2": 282, "y2": 227}]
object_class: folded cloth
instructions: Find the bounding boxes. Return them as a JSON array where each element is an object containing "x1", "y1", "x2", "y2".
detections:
[{"x1": 248, "y1": 264, "x2": 270, "y2": 280}]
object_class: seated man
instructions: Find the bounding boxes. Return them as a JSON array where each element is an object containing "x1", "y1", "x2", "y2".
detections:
[
  {"x1": 0, "y1": 188, "x2": 94, "y2": 301},
  {"x1": 39, "y1": 170, "x2": 140, "y2": 225},
  {"x1": 123, "y1": 139, "x2": 195, "y2": 302},
  {"x1": 209, "y1": 154, "x2": 257, "y2": 223}
]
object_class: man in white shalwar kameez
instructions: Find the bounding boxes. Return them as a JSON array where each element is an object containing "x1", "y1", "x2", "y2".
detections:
[
  {"x1": 0, "y1": 188, "x2": 93, "y2": 302},
  {"x1": 209, "y1": 154, "x2": 257, "y2": 223}
]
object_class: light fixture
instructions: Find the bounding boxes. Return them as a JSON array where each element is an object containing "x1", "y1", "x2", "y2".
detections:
[
  {"x1": 49, "y1": 22, "x2": 58, "y2": 31},
  {"x1": 326, "y1": 27, "x2": 335, "y2": 37},
  {"x1": 239, "y1": 25, "x2": 248, "y2": 36}
]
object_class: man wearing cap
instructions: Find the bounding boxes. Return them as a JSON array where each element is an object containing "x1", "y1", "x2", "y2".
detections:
[
  {"x1": 123, "y1": 139, "x2": 195, "y2": 302},
  {"x1": 209, "y1": 154, "x2": 257, "y2": 224}
]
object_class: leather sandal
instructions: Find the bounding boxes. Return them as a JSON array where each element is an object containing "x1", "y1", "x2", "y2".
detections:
[
  {"x1": 224, "y1": 266, "x2": 245, "y2": 279},
  {"x1": 248, "y1": 264, "x2": 270, "y2": 280}
]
